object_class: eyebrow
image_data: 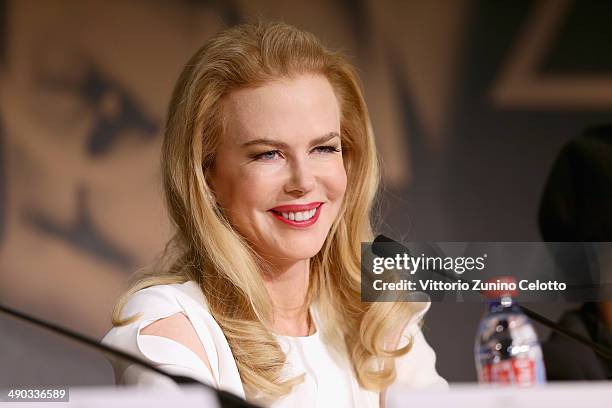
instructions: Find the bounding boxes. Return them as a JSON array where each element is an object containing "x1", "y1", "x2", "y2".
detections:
[{"x1": 240, "y1": 132, "x2": 340, "y2": 149}]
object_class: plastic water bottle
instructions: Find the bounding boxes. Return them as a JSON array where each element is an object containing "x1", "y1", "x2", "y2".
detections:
[{"x1": 474, "y1": 277, "x2": 546, "y2": 385}]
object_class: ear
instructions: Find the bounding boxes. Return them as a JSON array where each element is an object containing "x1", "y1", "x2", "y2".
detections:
[{"x1": 202, "y1": 167, "x2": 219, "y2": 205}]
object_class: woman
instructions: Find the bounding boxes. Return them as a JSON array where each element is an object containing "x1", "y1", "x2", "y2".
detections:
[{"x1": 102, "y1": 20, "x2": 447, "y2": 407}]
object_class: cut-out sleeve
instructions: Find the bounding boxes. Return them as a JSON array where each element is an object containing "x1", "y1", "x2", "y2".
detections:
[{"x1": 101, "y1": 284, "x2": 232, "y2": 392}]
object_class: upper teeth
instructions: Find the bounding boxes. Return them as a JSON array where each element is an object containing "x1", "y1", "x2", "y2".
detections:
[{"x1": 281, "y1": 208, "x2": 317, "y2": 221}]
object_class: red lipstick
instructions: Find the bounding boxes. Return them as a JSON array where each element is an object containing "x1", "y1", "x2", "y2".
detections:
[
  {"x1": 270, "y1": 202, "x2": 322, "y2": 212},
  {"x1": 269, "y1": 202, "x2": 323, "y2": 227}
]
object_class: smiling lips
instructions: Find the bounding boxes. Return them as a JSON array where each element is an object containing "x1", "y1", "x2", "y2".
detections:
[{"x1": 269, "y1": 202, "x2": 323, "y2": 227}]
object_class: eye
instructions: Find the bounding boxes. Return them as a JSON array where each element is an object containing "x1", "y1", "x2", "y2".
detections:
[
  {"x1": 251, "y1": 150, "x2": 283, "y2": 161},
  {"x1": 312, "y1": 145, "x2": 341, "y2": 154}
]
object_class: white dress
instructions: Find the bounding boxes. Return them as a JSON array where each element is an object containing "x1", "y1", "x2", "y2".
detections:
[{"x1": 101, "y1": 281, "x2": 447, "y2": 407}]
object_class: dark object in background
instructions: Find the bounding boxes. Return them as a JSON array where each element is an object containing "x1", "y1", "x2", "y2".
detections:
[
  {"x1": 539, "y1": 124, "x2": 612, "y2": 380},
  {"x1": 542, "y1": 303, "x2": 611, "y2": 380},
  {"x1": 539, "y1": 124, "x2": 612, "y2": 242}
]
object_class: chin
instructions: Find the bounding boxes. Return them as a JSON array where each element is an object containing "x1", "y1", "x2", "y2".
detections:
[{"x1": 271, "y1": 241, "x2": 325, "y2": 263}]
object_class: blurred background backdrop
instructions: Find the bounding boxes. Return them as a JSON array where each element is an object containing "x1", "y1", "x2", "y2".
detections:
[{"x1": 0, "y1": 0, "x2": 611, "y2": 384}]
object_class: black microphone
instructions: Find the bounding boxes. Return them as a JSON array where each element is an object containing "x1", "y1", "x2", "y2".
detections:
[
  {"x1": 372, "y1": 234, "x2": 612, "y2": 361},
  {"x1": 0, "y1": 303, "x2": 260, "y2": 408}
]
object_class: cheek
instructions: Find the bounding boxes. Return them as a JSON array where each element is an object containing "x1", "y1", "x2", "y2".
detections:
[
  {"x1": 324, "y1": 162, "x2": 348, "y2": 203},
  {"x1": 213, "y1": 166, "x2": 275, "y2": 217}
]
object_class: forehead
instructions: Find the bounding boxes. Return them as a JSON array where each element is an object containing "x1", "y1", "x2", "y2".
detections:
[{"x1": 222, "y1": 74, "x2": 341, "y2": 144}]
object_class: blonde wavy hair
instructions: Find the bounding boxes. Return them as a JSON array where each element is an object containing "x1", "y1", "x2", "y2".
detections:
[{"x1": 112, "y1": 20, "x2": 418, "y2": 402}]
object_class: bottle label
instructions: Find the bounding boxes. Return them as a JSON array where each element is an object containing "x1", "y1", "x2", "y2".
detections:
[{"x1": 480, "y1": 358, "x2": 536, "y2": 385}]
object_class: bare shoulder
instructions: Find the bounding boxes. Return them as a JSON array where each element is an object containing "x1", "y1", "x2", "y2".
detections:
[{"x1": 140, "y1": 312, "x2": 212, "y2": 374}]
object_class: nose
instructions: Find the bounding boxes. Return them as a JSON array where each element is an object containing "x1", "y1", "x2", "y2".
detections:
[{"x1": 284, "y1": 157, "x2": 316, "y2": 195}]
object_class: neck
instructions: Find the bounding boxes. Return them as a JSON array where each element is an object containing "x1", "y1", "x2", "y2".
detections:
[{"x1": 262, "y1": 258, "x2": 313, "y2": 336}]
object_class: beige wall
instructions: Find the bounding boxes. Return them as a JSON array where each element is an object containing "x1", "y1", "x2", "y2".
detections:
[{"x1": 0, "y1": 0, "x2": 469, "y2": 337}]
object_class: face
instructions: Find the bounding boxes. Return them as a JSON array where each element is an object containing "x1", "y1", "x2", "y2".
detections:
[{"x1": 209, "y1": 74, "x2": 347, "y2": 267}]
